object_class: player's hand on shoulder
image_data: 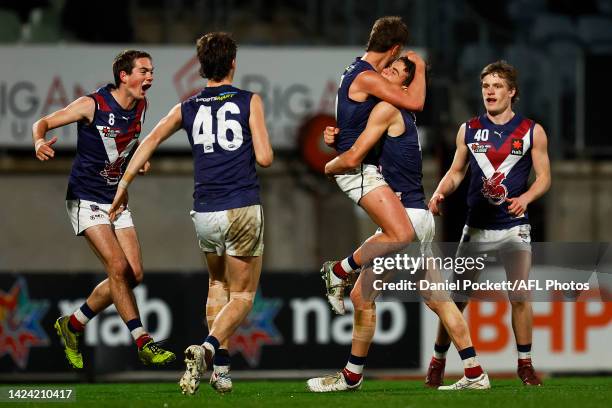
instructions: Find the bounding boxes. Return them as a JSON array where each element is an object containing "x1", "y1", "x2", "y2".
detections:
[
  {"x1": 34, "y1": 136, "x2": 58, "y2": 161},
  {"x1": 404, "y1": 50, "x2": 425, "y2": 68},
  {"x1": 138, "y1": 161, "x2": 151, "y2": 175},
  {"x1": 428, "y1": 192, "x2": 444, "y2": 216},
  {"x1": 506, "y1": 195, "x2": 528, "y2": 217},
  {"x1": 323, "y1": 126, "x2": 339, "y2": 146}
]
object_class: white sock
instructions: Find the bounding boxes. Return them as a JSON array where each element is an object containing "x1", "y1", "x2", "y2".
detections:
[
  {"x1": 345, "y1": 361, "x2": 364, "y2": 374},
  {"x1": 518, "y1": 350, "x2": 532, "y2": 360},
  {"x1": 462, "y1": 356, "x2": 479, "y2": 369},
  {"x1": 130, "y1": 327, "x2": 146, "y2": 341},
  {"x1": 73, "y1": 308, "x2": 90, "y2": 325}
]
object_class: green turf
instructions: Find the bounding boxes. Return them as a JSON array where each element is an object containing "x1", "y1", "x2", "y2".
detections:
[{"x1": 6, "y1": 377, "x2": 612, "y2": 408}]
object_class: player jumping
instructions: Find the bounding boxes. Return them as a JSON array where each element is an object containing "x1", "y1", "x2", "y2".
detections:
[
  {"x1": 308, "y1": 57, "x2": 490, "y2": 392},
  {"x1": 109, "y1": 32, "x2": 273, "y2": 395},
  {"x1": 32, "y1": 50, "x2": 175, "y2": 369}
]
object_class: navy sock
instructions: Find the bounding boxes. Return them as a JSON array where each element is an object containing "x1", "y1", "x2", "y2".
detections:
[
  {"x1": 80, "y1": 303, "x2": 96, "y2": 319},
  {"x1": 347, "y1": 254, "x2": 359, "y2": 270},
  {"x1": 214, "y1": 349, "x2": 230, "y2": 367},
  {"x1": 204, "y1": 335, "x2": 220, "y2": 353},
  {"x1": 458, "y1": 346, "x2": 476, "y2": 360}
]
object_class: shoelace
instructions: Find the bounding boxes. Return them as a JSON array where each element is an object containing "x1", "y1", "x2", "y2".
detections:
[{"x1": 146, "y1": 339, "x2": 169, "y2": 354}]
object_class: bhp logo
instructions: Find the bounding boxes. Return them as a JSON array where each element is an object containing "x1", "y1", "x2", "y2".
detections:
[{"x1": 467, "y1": 290, "x2": 612, "y2": 352}]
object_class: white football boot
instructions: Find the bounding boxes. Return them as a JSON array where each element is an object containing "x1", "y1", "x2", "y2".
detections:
[
  {"x1": 179, "y1": 345, "x2": 212, "y2": 395},
  {"x1": 438, "y1": 373, "x2": 491, "y2": 390},
  {"x1": 307, "y1": 372, "x2": 362, "y2": 392},
  {"x1": 210, "y1": 366, "x2": 233, "y2": 393},
  {"x1": 321, "y1": 261, "x2": 353, "y2": 315}
]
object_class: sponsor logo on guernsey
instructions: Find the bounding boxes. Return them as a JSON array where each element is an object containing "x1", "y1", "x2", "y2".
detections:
[
  {"x1": 195, "y1": 92, "x2": 238, "y2": 103},
  {"x1": 481, "y1": 171, "x2": 508, "y2": 205},
  {"x1": 96, "y1": 126, "x2": 121, "y2": 139},
  {"x1": 511, "y1": 138, "x2": 524, "y2": 155},
  {"x1": 471, "y1": 143, "x2": 490, "y2": 154}
]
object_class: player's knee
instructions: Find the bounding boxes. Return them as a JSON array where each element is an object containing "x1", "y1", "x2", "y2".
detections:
[
  {"x1": 230, "y1": 291, "x2": 255, "y2": 310},
  {"x1": 129, "y1": 267, "x2": 144, "y2": 288},
  {"x1": 107, "y1": 257, "x2": 129, "y2": 281},
  {"x1": 425, "y1": 299, "x2": 441, "y2": 313},
  {"x1": 510, "y1": 300, "x2": 529, "y2": 310}
]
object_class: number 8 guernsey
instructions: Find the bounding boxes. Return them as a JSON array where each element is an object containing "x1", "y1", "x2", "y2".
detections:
[{"x1": 181, "y1": 85, "x2": 260, "y2": 212}]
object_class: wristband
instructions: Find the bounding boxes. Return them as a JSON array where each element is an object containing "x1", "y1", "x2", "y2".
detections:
[
  {"x1": 34, "y1": 139, "x2": 45, "y2": 152},
  {"x1": 118, "y1": 179, "x2": 130, "y2": 190}
]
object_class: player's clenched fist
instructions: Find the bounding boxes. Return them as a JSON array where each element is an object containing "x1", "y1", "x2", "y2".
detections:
[{"x1": 323, "y1": 126, "x2": 339, "y2": 147}]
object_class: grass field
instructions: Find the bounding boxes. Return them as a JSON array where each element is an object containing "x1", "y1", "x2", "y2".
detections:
[{"x1": 6, "y1": 377, "x2": 611, "y2": 408}]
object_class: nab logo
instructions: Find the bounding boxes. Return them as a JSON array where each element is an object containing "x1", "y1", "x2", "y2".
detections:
[
  {"x1": 0, "y1": 278, "x2": 50, "y2": 369},
  {"x1": 229, "y1": 291, "x2": 283, "y2": 367},
  {"x1": 511, "y1": 138, "x2": 524, "y2": 155}
]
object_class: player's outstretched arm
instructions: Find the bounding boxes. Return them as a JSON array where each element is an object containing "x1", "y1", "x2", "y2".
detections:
[
  {"x1": 507, "y1": 124, "x2": 551, "y2": 216},
  {"x1": 109, "y1": 103, "x2": 182, "y2": 220},
  {"x1": 325, "y1": 102, "x2": 396, "y2": 176},
  {"x1": 32, "y1": 96, "x2": 95, "y2": 161},
  {"x1": 249, "y1": 94, "x2": 273, "y2": 167},
  {"x1": 429, "y1": 124, "x2": 469, "y2": 215},
  {"x1": 355, "y1": 52, "x2": 426, "y2": 112}
]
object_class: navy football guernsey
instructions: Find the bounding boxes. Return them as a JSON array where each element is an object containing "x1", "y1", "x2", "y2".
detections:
[
  {"x1": 379, "y1": 109, "x2": 426, "y2": 210},
  {"x1": 336, "y1": 58, "x2": 380, "y2": 165},
  {"x1": 181, "y1": 85, "x2": 260, "y2": 212},
  {"x1": 464, "y1": 113, "x2": 535, "y2": 229},
  {"x1": 66, "y1": 84, "x2": 146, "y2": 203}
]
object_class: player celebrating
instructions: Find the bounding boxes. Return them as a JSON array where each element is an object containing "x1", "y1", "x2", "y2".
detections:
[
  {"x1": 32, "y1": 50, "x2": 175, "y2": 369},
  {"x1": 308, "y1": 57, "x2": 490, "y2": 392},
  {"x1": 321, "y1": 16, "x2": 426, "y2": 315},
  {"x1": 109, "y1": 32, "x2": 273, "y2": 395},
  {"x1": 427, "y1": 61, "x2": 551, "y2": 387}
]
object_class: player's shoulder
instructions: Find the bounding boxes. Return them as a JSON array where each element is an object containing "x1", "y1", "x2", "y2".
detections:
[{"x1": 465, "y1": 115, "x2": 484, "y2": 129}]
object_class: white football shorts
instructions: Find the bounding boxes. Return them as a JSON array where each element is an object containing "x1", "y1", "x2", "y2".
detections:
[
  {"x1": 66, "y1": 199, "x2": 134, "y2": 236},
  {"x1": 334, "y1": 164, "x2": 388, "y2": 204},
  {"x1": 457, "y1": 224, "x2": 532, "y2": 256},
  {"x1": 190, "y1": 204, "x2": 264, "y2": 257}
]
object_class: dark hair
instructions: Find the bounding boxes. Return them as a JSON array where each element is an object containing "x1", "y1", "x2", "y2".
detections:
[
  {"x1": 480, "y1": 60, "x2": 520, "y2": 103},
  {"x1": 196, "y1": 32, "x2": 237, "y2": 81},
  {"x1": 112, "y1": 50, "x2": 152, "y2": 87},
  {"x1": 366, "y1": 16, "x2": 409, "y2": 52},
  {"x1": 396, "y1": 56, "x2": 416, "y2": 87}
]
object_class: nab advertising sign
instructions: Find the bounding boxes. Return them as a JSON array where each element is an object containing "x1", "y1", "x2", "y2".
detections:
[{"x1": 0, "y1": 272, "x2": 420, "y2": 377}]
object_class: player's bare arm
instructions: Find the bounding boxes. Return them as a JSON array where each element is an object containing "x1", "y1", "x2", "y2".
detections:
[
  {"x1": 325, "y1": 102, "x2": 399, "y2": 175},
  {"x1": 506, "y1": 123, "x2": 551, "y2": 217},
  {"x1": 109, "y1": 103, "x2": 182, "y2": 220},
  {"x1": 249, "y1": 93, "x2": 273, "y2": 167},
  {"x1": 429, "y1": 124, "x2": 470, "y2": 215},
  {"x1": 32, "y1": 96, "x2": 95, "y2": 161},
  {"x1": 353, "y1": 53, "x2": 426, "y2": 112}
]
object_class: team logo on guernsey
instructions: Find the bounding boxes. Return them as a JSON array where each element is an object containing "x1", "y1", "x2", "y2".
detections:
[
  {"x1": 0, "y1": 278, "x2": 50, "y2": 369},
  {"x1": 481, "y1": 171, "x2": 508, "y2": 205},
  {"x1": 229, "y1": 291, "x2": 283, "y2": 367},
  {"x1": 100, "y1": 156, "x2": 127, "y2": 185},
  {"x1": 511, "y1": 138, "x2": 524, "y2": 155},
  {"x1": 96, "y1": 126, "x2": 121, "y2": 139},
  {"x1": 471, "y1": 143, "x2": 490, "y2": 154}
]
